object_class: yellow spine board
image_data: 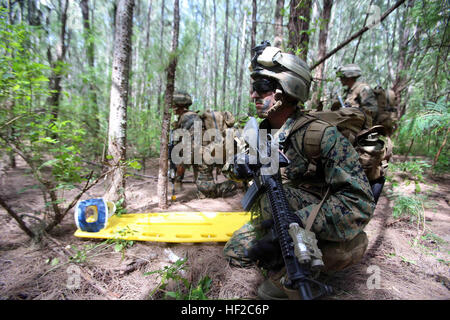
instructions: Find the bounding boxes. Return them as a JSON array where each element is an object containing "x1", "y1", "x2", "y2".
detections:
[{"x1": 74, "y1": 211, "x2": 251, "y2": 243}]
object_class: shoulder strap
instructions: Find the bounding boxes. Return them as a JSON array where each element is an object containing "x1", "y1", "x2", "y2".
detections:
[
  {"x1": 305, "y1": 186, "x2": 331, "y2": 231},
  {"x1": 288, "y1": 116, "x2": 333, "y2": 230}
]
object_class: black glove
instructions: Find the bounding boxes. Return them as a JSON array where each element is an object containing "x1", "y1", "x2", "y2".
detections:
[
  {"x1": 246, "y1": 226, "x2": 284, "y2": 270},
  {"x1": 232, "y1": 153, "x2": 259, "y2": 181}
]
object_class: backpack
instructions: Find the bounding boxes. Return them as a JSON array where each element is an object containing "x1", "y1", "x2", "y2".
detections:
[
  {"x1": 373, "y1": 85, "x2": 398, "y2": 136},
  {"x1": 200, "y1": 110, "x2": 235, "y2": 133},
  {"x1": 200, "y1": 110, "x2": 236, "y2": 166},
  {"x1": 289, "y1": 107, "x2": 389, "y2": 183}
]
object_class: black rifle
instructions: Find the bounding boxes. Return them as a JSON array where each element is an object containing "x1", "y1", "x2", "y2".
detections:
[
  {"x1": 337, "y1": 94, "x2": 351, "y2": 108},
  {"x1": 240, "y1": 117, "x2": 332, "y2": 300},
  {"x1": 168, "y1": 130, "x2": 177, "y2": 200}
]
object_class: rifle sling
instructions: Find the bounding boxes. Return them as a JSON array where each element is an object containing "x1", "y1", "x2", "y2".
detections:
[
  {"x1": 305, "y1": 186, "x2": 331, "y2": 232},
  {"x1": 211, "y1": 111, "x2": 219, "y2": 130}
]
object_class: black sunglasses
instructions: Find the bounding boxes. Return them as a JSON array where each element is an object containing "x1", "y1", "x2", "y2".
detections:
[{"x1": 252, "y1": 78, "x2": 276, "y2": 94}]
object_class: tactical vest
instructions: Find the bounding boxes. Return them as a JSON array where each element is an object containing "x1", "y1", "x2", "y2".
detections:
[
  {"x1": 201, "y1": 110, "x2": 235, "y2": 133},
  {"x1": 373, "y1": 86, "x2": 398, "y2": 136},
  {"x1": 200, "y1": 110, "x2": 236, "y2": 166},
  {"x1": 288, "y1": 108, "x2": 388, "y2": 183}
]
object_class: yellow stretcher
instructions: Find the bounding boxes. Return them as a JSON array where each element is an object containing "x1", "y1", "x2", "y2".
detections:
[{"x1": 74, "y1": 211, "x2": 251, "y2": 243}]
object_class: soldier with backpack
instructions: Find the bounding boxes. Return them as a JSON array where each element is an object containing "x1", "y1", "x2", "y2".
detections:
[
  {"x1": 222, "y1": 42, "x2": 376, "y2": 299},
  {"x1": 373, "y1": 86, "x2": 399, "y2": 137},
  {"x1": 171, "y1": 91, "x2": 238, "y2": 198},
  {"x1": 332, "y1": 64, "x2": 379, "y2": 124}
]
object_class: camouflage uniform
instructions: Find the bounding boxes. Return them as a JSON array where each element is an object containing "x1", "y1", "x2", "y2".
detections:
[
  {"x1": 342, "y1": 81, "x2": 378, "y2": 122},
  {"x1": 172, "y1": 94, "x2": 237, "y2": 198},
  {"x1": 223, "y1": 109, "x2": 375, "y2": 267},
  {"x1": 333, "y1": 64, "x2": 378, "y2": 123}
]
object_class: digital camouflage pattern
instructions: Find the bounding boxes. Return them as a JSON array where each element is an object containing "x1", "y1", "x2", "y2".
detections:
[
  {"x1": 172, "y1": 91, "x2": 192, "y2": 108},
  {"x1": 173, "y1": 109, "x2": 237, "y2": 198},
  {"x1": 223, "y1": 109, "x2": 375, "y2": 267},
  {"x1": 343, "y1": 81, "x2": 379, "y2": 121},
  {"x1": 336, "y1": 64, "x2": 362, "y2": 78}
]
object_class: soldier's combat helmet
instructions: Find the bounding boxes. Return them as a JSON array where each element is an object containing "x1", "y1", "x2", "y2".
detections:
[
  {"x1": 336, "y1": 64, "x2": 362, "y2": 79},
  {"x1": 172, "y1": 91, "x2": 192, "y2": 108},
  {"x1": 249, "y1": 41, "x2": 311, "y2": 103}
]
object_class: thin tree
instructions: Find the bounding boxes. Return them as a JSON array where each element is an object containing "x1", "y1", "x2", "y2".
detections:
[
  {"x1": 274, "y1": 0, "x2": 285, "y2": 47},
  {"x1": 249, "y1": 0, "x2": 257, "y2": 97},
  {"x1": 287, "y1": 0, "x2": 312, "y2": 60},
  {"x1": 157, "y1": 0, "x2": 166, "y2": 111},
  {"x1": 157, "y1": 0, "x2": 180, "y2": 209},
  {"x1": 250, "y1": 0, "x2": 257, "y2": 56},
  {"x1": 47, "y1": 0, "x2": 69, "y2": 128},
  {"x1": 104, "y1": 0, "x2": 134, "y2": 204},
  {"x1": 79, "y1": 0, "x2": 100, "y2": 141},
  {"x1": 313, "y1": 0, "x2": 333, "y2": 110},
  {"x1": 221, "y1": 0, "x2": 230, "y2": 107}
]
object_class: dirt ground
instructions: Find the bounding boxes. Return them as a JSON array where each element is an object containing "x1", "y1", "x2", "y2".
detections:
[{"x1": 0, "y1": 156, "x2": 449, "y2": 300}]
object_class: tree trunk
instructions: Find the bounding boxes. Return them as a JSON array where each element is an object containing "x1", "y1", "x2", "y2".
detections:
[
  {"x1": 392, "y1": 0, "x2": 414, "y2": 101},
  {"x1": 194, "y1": 0, "x2": 207, "y2": 100},
  {"x1": 104, "y1": 0, "x2": 134, "y2": 204},
  {"x1": 212, "y1": 0, "x2": 218, "y2": 108},
  {"x1": 157, "y1": 0, "x2": 180, "y2": 209},
  {"x1": 157, "y1": 0, "x2": 166, "y2": 112},
  {"x1": 250, "y1": 0, "x2": 257, "y2": 97},
  {"x1": 313, "y1": 0, "x2": 333, "y2": 110},
  {"x1": 250, "y1": 0, "x2": 257, "y2": 55},
  {"x1": 0, "y1": 195, "x2": 35, "y2": 239},
  {"x1": 27, "y1": 0, "x2": 41, "y2": 26},
  {"x1": 236, "y1": 12, "x2": 248, "y2": 115},
  {"x1": 47, "y1": 0, "x2": 69, "y2": 128},
  {"x1": 221, "y1": 0, "x2": 230, "y2": 107},
  {"x1": 80, "y1": 0, "x2": 100, "y2": 140},
  {"x1": 433, "y1": 127, "x2": 449, "y2": 167},
  {"x1": 274, "y1": 0, "x2": 285, "y2": 47},
  {"x1": 288, "y1": 0, "x2": 312, "y2": 60},
  {"x1": 142, "y1": 0, "x2": 153, "y2": 110}
]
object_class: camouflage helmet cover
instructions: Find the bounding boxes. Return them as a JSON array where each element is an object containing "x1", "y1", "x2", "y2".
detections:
[
  {"x1": 336, "y1": 64, "x2": 362, "y2": 78},
  {"x1": 249, "y1": 42, "x2": 312, "y2": 103},
  {"x1": 172, "y1": 91, "x2": 192, "y2": 108},
  {"x1": 387, "y1": 89, "x2": 396, "y2": 106}
]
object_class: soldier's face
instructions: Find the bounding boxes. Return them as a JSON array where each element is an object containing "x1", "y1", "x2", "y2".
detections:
[
  {"x1": 251, "y1": 78, "x2": 277, "y2": 118},
  {"x1": 340, "y1": 77, "x2": 355, "y2": 88},
  {"x1": 251, "y1": 89, "x2": 275, "y2": 118},
  {"x1": 174, "y1": 106, "x2": 185, "y2": 115}
]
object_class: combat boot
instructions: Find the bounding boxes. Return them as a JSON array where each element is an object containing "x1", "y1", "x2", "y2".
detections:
[
  {"x1": 217, "y1": 180, "x2": 238, "y2": 197},
  {"x1": 257, "y1": 269, "x2": 288, "y2": 300},
  {"x1": 257, "y1": 269, "x2": 306, "y2": 300},
  {"x1": 319, "y1": 231, "x2": 369, "y2": 273}
]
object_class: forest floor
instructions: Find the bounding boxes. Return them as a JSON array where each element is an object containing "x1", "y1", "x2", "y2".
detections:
[{"x1": 0, "y1": 156, "x2": 449, "y2": 300}]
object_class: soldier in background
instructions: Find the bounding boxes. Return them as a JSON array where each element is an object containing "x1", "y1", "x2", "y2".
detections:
[
  {"x1": 332, "y1": 64, "x2": 378, "y2": 124},
  {"x1": 171, "y1": 92, "x2": 237, "y2": 198},
  {"x1": 373, "y1": 86, "x2": 399, "y2": 137}
]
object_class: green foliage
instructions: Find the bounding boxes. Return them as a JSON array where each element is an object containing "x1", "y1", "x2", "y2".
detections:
[
  {"x1": 389, "y1": 160, "x2": 431, "y2": 183},
  {"x1": 146, "y1": 258, "x2": 212, "y2": 300},
  {"x1": 0, "y1": 13, "x2": 101, "y2": 237},
  {"x1": 106, "y1": 226, "x2": 136, "y2": 258},
  {"x1": 394, "y1": 98, "x2": 449, "y2": 169},
  {"x1": 389, "y1": 192, "x2": 426, "y2": 220}
]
